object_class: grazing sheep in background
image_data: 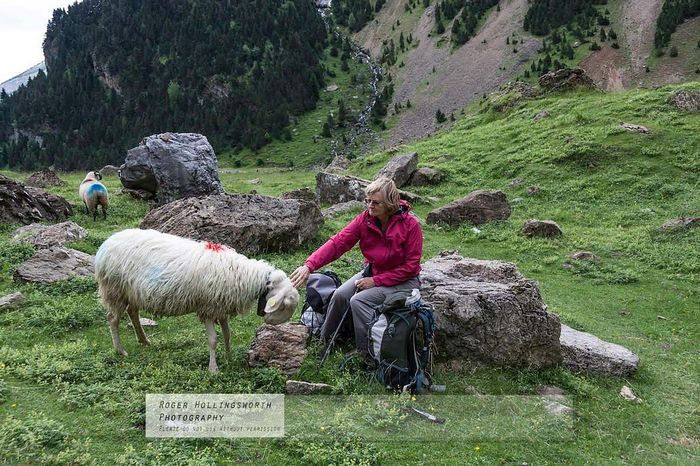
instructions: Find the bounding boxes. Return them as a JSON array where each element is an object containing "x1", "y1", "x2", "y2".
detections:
[
  {"x1": 79, "y1": 170, "x2": 109, "y2": 220},
  {"x1": 95, "y1": 228, "x2": 299, "y2": 375}
]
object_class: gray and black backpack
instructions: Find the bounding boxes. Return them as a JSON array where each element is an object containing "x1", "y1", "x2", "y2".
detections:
[
  {"x1": 300, "y1": 270, "x2": 342, "y2": 334},
  {"x1": 367, "y1": 289, "x2": 435, "y2": 393}
]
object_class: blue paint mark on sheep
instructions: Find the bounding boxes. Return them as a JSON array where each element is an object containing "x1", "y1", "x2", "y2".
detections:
[{"x1": 88, "y1": 184, "x2": 107, "y2": 194}]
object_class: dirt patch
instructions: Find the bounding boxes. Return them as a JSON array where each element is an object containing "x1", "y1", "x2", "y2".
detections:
[
  {"x1": 579, "y1": 47, "x2": 629, "y2": 91},
  {"x1": 379, "y1": 0, "x2": 540, "y2": 145},
  {"x1": 619, "y1": 0, "x2": 664, "y2": 79}
]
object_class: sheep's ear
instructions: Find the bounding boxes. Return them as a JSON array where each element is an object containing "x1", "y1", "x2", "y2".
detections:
[{"x1": 263, "y1": 289, "x2": 297, "y2": 325}]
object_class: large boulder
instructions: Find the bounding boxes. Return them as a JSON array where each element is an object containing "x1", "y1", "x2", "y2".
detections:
[
  {"x1": 14, "y1": 247, "x2": 95, "y2": 283},
  {"x1": 246, "y1": 323, "x2": 310, "y2": 375},
  {"x1": 120, "y1": 132, "x2": 224, "y2": 204},
  {"x1": 668, "y1": 90, "x2": 699, "y2": 112},
  {"x1": 426, "y1": 190, "x2": 511, "y2": 226},
  {"x1": 420, "y1": 251, "x2": 562, "y2": 369},
  {"x1": 25, "y1": 167, "x2": 66, "y2": 188},
  {"x1": 139, "y1": 193, "x2": 323, "y2": 255},
  {"x1": 12, "y1": 221, "x2": 88, "y2": 249},
  {"x1": 375, "y1": 152, "x2": 418, "y2": 188},
  {"x1": 539, "y1": 68, "x2": 597, "y2": 93},
  {"x1": 0, "y1": 174, "x2": 73, "y2": 225},
  {"x1": 0, "y1": 291, "x2": 26, "y2": 311},
  {"x1": 322, "y1": 200, "x2": 365, "y2": 219},
  {"x1": 281, "y1": 187, "x2": 319, "y2": 204},
  {"x1": 560, "y1": 324, "x2": 639, "y2": 377}
]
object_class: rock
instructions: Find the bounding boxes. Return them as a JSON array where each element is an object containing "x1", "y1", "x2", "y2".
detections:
[
  {"x1": 325, "y1": 84, "x2": 338, "y2": 91},
  {"x1": 526, "y1": 186, "x2": 540, "y2": 196},
  {"x1": 522, "y1": 219, "x2": 563, "y2": 237},
  {"x1": 286, "y1": 380, "x2": 334, "y2": 395},
  {"x1": 533, "y1": 110, "x2": 551, "y2": 120},
  {"x1": 485, "y1": 82, "x2": 540, "y2": 112},
  {"x1": 246, "y1": 323, "x2": 310, "y2": 375},
  {"x1": 420, "y1": 251, "x2": 562, "y2": 369},
  {"x1": 14, "y1": 247, "x2": 95, "y2": 283},
  {"x1": 316, "y1": 172, "x2": 369, "y2": 204},
  {"x1": 25, "y1": 167, "x2": 66, "y2": 188},
  {"x1": 248, "y1": 178, "x2": 261, "y2": 185},
  {"x1": 324, "y1": 155, "x2": 350, "y2": 173},
  {"x1": 100, "y1": 165, "x2": 120, "y2": 176},
  {"x1": 121, "y1": 188, "x2": 155, "y2": 200},
  {"x1": 567, "y1": 251, "x2": 600, "y2": 263},
  {"x1": 281, "y1": 187, "x2": 319, "y2": 204},
  {"x1": 560, "y1": 324, "x2": 639, "y2": 377},
  {"x1": 322, "y1": 200, "x2": 365, "y2": 219},
  {"x1": 668, "y1": 90, "x2": 699, "y2": 112},
  {"x1": 120, "y1": 132, "x2": 224, "y2": 204},
  {"x1": 619, "y1": 123, "x2": 650, "y2": 134},
  {"x1": 426, "y1": 190, "x2": 512, "y2": 226},
  {"x1": 0, "y1": 291, "x2": 26, "y2": 311},
  {"x1": 511, "y1": 197, "x2": 524, "y2": 203},
  {"x1": 506, "y1": 179, "x2": 524, "y2": 189},
  {"x1": 619, "y1": 385, "x2": 640, "y2": 402},
  {"x1": 129, "y1": 317, "x2": 157, "y2": 328},
  {"x1": 140, "y1": 193, "x2": 323, "y2": 255},
  {"x1": 659, "y1": 217, "x2": 698, "y2": 232},
  {"x1": 12, "y1": 221, "x2": 88, "y2": 249},
  {"x1": 542, "y1": 400, "x2": 575, "y2": 416},
  {"x1": 410, "y1": 167, "x2": 445, "y2": 186},
  {"x1": 0, "y1": 174, "x2": 73, "y2": 225},
  {"x1": 538, "y1": 67, "x2": 597, "y2": 93},
  {"x1": 536, "y1": 385, "x2": 565, "y2": 401},
  {"x1": 375, "y1": 152, "x2": 418, "y2": 188}
]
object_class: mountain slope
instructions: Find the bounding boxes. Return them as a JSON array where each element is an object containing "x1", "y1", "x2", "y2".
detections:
[{"x1": 0, "y1": 62, "x2": 45, "y2": 95}]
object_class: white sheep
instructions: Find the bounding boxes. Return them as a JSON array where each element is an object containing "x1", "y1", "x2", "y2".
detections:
[
  {"x1": 95, "y1": 228, "x2": 299, "y2": 375},
  {"x1": 79, "y1": 170, "x2": 109, "y2": 220}
]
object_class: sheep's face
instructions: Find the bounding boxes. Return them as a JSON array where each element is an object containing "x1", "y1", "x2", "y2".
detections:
[{"x1": 262, "y1": 270, "x2": 299, "y2": 325}]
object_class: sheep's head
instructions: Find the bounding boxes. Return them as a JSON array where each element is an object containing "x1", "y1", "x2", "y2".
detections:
[
  {"x1": 84, "y1": 170, "x2": 102, "y2": 182},
  {"x1": 258, "y1": 269, "x2": 299, "y2": 325}
]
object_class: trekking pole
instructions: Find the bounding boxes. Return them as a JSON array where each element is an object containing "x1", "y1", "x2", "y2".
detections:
[{"x1": 315, "y1": 289, "x2": 356, "y2": 375}]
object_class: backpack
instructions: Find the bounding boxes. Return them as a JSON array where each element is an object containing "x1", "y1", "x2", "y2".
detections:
[
  {"x1": 300, "y1": 270, "x2": 342, "y2": 334},
  {"x1": 367, "y1": 289, "x2": 435, "y2": 393}
]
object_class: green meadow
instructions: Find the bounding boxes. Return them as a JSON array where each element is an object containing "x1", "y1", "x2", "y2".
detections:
[{"x1": 0, "y1": 83, "x2": 698, "y2": 464}]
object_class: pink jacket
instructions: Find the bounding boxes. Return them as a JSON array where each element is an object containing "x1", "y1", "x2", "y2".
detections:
[{"x1": 305, "y1": 201, "x2": 422, "y2": 287}]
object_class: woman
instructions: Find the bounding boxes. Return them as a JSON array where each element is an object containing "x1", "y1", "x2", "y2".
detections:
[{"x1": 290, "y1": 177, "x2": 423, "y2": 357}]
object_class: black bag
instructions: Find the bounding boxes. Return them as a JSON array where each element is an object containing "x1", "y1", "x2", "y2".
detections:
[
  {"x1": 367, "y1": 289, "x2": 435, "y2": 393},
  {"x1": 300, "y1": 270, "x2": 342, "y2": 334}
]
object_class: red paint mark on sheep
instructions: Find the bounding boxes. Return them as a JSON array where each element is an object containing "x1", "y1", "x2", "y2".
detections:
[{"x1": 205, "y1": 242, "x2": 226, "y2": 252}]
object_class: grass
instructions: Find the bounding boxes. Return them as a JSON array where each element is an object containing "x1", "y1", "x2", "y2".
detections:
[{"x1": 0, "y1": 83, "x2": 699, "y2": 464}]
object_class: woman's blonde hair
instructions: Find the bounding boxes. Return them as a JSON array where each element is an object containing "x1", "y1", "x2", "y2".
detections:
[{"x1": 365, "y1": 177, "x2": 400, "y2": 213}]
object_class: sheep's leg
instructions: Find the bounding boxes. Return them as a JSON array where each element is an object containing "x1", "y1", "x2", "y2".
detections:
[
  {"x1": 102, "y1": 204, "x2": 107, "y2": 219},
  {"x1": 205, "y1": 318, "x2": 219, "y2": 375},
  {"x1": 107, "y1": 308, "x2": 128, "y2": 357},
  {"x1": 219, "y1": 316, "x2": 231, "y2": 356},
  {"x1": 126, "y1": 304, "x2": 150, "y2": 346}
]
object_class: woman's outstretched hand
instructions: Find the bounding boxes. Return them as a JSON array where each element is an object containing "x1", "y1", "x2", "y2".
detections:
[{"x1": 290, "y1": 265, "x2": 310, "y2": 289}]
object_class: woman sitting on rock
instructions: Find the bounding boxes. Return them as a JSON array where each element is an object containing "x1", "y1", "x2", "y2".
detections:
[{"x1": 290, "y1": 177, "x2": 423, "y2": 358}]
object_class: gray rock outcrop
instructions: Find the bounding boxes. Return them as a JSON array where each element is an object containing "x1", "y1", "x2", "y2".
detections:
[
  {"x1": 246, "y1": 323, "x2": 310, "y2": 375},
  {"x1": 559, "y1": 324, "x2": 639, "y2": 377},
  {"x1": 426, "y1": 190, "x2": 511, "y2": 226},
  {"x1": 140, "y1": 193, "x2": 323, "y2": 255},
  {"x1": 567, "y1": 251, "x2": 600, "y2": 263},
  {"x1": 25, "y1": 167, "x2": 66, "y2": 188},
  {"x1": 120, "y1": 132, "x2": 224, "y2": 204},
  {"x1": 14, "y1": 247, "x2": 95, "y2": 283},
  {"x1": 375, "y1": 152, "x2": 418, "y2": 188},
  {"x1": 322, "y1": 200, "x2": 365, "y2": 219},
  {"x1": 539, "y1": 68, "x2": 597, "y2": 93},
  {"x1": 410, "y1": 167, "x2": 445, "y2": 186},
  {"x1": 0, "y1": 174, "x2": 73, "y2": 225},
  {"x1": 522, "y1": 219, "x2": 563, "y2": 237},
  {"x1": 100, "y1": 165, "x2": 120, "y2": 176},
  {"x1": 420, "y1": 251, "x2": 562, "y2": 369},
  {"x1": 12, "y1": 221, "x2": 88, "y2": 249},
  {"x1": 659, "y1": 217, "x2": 698, "y2": 232}
]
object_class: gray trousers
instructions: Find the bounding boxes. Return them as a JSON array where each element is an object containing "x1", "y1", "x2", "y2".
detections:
[{"x1": 319, "y1": 271, "x2": 421, "y2": 353}]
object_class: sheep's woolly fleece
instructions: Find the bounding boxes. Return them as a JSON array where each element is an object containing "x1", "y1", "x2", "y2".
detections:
[{"x1": 95, "y1": 229, "x2": 282, "y2": 320}]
